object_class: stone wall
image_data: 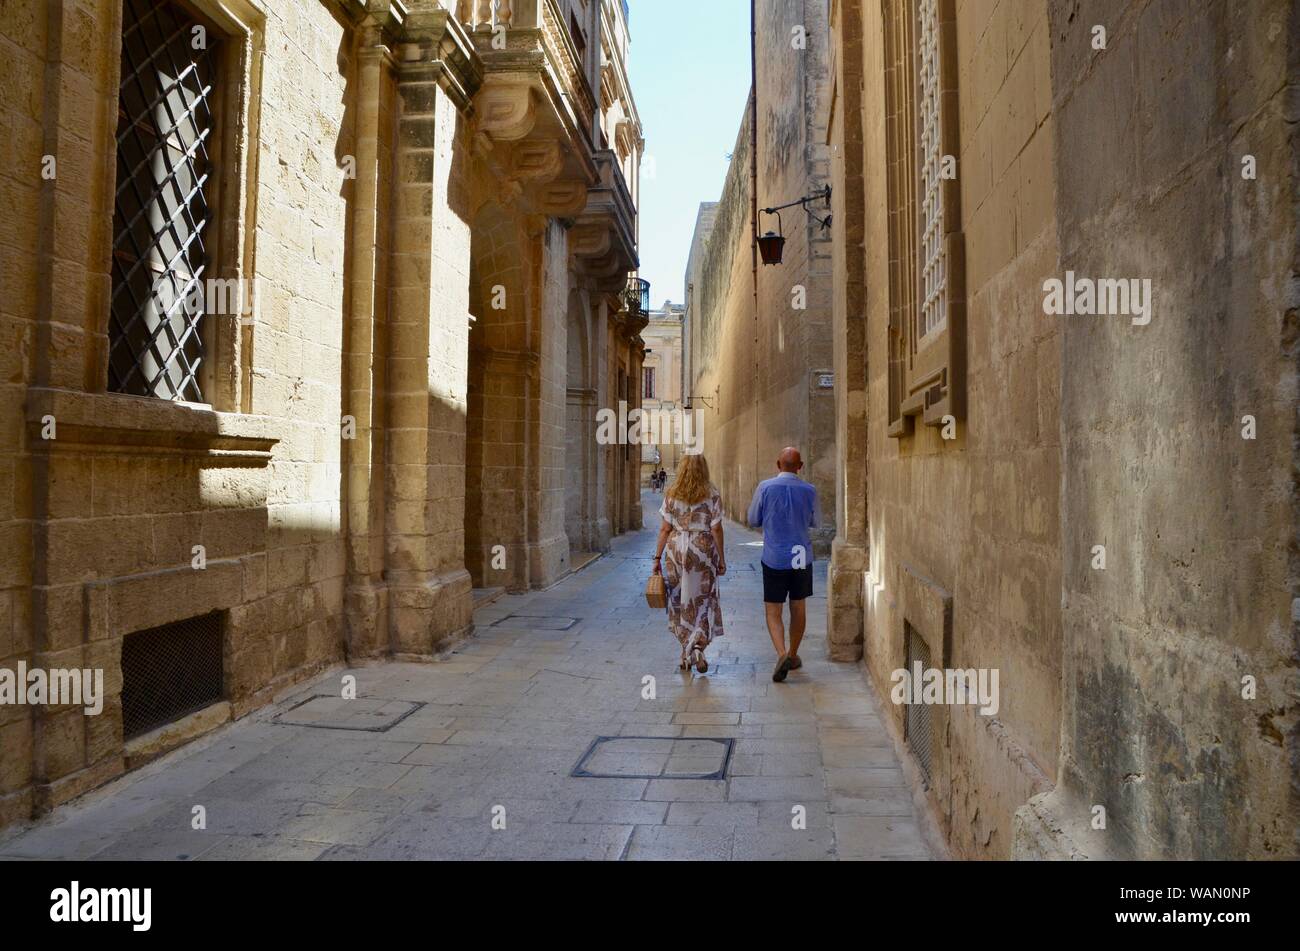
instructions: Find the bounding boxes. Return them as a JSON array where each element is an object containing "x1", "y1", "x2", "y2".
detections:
[
  {"x1": 1, "y1": 0, "x2": 61, "y2": 828},
  {"x1": 688, "y1": 0, "x2": 836, "y2": 547},
  {"x1": 640, "y1": 305, "x2": 686, "y2": 485},
  {"x1": 1015, "y1": 0, "x2": 1298, "y2": 860},
  {"x1": 831, "y1": 0, "x2": 1063, "y2": 858},
  {"x1": 0, "y1": 0, "x2": 359, "y2": 826},
  {"x1": 825, "y1": 0, "x2": 868, "y2": 664},
  {"x1": 0, "y1": 0, "x2": 645, "y2": 831},
  {"x1": 682, "y1": 202, "x2": 717, "y2": 426},
  {"x1": 829, "y1": 0, "x2": 1298, "y2": 860}
]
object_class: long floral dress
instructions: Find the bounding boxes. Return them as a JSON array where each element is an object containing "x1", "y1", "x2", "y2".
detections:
[{"x1": 660, "y1": 489, "x2": 726, "y2": 660}]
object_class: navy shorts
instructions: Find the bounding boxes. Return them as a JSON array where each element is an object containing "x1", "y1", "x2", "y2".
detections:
[{"x1": 762, "y1": 564, "x2": 814, "y2": 604}]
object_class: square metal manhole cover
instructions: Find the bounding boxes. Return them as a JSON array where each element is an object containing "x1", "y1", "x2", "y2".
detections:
[
  {"x1": 273, "y1": 695, "x2": 425, "y2": 732},
  {"x1": 490, "y1": 615, "x2": 580, "y2": 631},
  {"x1": 571, "y1": 737, "x2": 735, "y2": 780}
]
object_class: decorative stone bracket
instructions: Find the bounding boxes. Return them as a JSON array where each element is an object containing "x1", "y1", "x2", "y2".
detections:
[
  {"x1": 572, "y1": 150, "x2": 638, "y2": 292},
  {"x1": 466, "y1": 0, "x2": 598, "y2": 219}
]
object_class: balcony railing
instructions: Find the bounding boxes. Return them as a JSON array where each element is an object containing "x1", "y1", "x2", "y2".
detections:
[
  {"x1": 626, "y1": 277, "x2": 650, "y2": 319},
  {"x1": 457, "y1": 0, "x2": 513, "y2": 30}
]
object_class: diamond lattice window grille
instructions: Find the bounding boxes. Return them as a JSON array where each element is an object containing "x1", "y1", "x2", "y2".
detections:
[
  {"x1": 109, "y1": 0, "x2": 219, "y2": 403},
  {"x1": 916, "y1": 0, "x2": 947, "y2": 343}
]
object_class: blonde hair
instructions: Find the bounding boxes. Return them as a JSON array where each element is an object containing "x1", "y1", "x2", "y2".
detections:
[{"x1": 666, "y1": 454, "x2": 713, "y2": 506}]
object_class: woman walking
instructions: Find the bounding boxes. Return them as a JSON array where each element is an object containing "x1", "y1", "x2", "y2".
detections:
[{"x1": 653, "y1": 454, "x2": 726, "y2": 673}]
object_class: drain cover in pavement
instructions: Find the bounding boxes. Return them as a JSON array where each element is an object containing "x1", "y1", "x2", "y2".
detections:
[
  {"x1": 571, "y1": 737, "x2": 735, "y2": 780},
  {"x1": 273, "y1": 695, "x2": 425, "y2": 732},
  {"x1": 491, "y1": 615, "x2": 580, "y2": 631}
]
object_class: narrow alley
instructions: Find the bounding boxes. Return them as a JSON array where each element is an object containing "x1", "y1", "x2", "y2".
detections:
[
  {"x1": 2, "y1": 0, "x2": 1292, "y2": 882},
  {"x1": 0, "y1": 495, "x2": 934, "y2": 862}
]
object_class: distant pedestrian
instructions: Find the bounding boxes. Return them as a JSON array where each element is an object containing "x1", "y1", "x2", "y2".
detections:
[
  {"x1": 747, "y1": 448, "x2": 820, "y2": 683},
  {"x1": 653, "y1": 454, "x2": 726, "y2": 673}
]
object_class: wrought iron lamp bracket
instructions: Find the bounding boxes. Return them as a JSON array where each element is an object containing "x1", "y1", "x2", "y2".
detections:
[{"x1": 760, "y1": 185, "x2": 833, "y2": 232}]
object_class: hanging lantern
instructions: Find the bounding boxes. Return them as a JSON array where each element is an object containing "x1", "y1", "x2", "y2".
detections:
[
  {"x1": 758, "y1": 230, "x2": 785, "y2": 266},
  {"x1": 757, "y1": 187, "x2": 832, "y2": 267}
]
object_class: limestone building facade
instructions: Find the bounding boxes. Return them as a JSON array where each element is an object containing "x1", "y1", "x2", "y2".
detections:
[
  {"x1": 639, "y1": 300, "x2": 684, "y2": 486},
  {"x1": 683, "y1": 1, "x2": 836, "y2": 554},
  {"x1": 0, "y1": 0, "x2": 645, "y2": 828},
  {"x1": 824, "y1": 0, "x2": 1297, "y2": 859}
]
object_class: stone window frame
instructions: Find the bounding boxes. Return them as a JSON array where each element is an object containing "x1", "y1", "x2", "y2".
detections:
[
  {"x1": 568, "y1": 9, "x2": 589, "y2": 65},
  {"x1": 101, "y1": 0, "x2": 267, "y2": 416},
  {"x1": 643, "y1": 364, "x2": 656, "y2": 400},
  {"x1": 883, "y1": 0, "x2": 966, "y2": 438}
]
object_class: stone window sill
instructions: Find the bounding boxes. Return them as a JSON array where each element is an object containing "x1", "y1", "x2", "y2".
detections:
[{"x1": 25, "y1": 388, "x2": 280, "y2": 462}]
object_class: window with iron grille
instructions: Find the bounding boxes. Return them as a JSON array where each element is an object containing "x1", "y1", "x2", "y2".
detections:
[
  {"x1": 110, "y1": 0, "x2": 220, "y2": 403},
  {"x1": 121, "y1": 612, "x2": 225, "y2": 741},
  {"x1": 643, "y1": 366, "x2": 656, "y2": 400},
  {"x1": 916, "y1": 0, "x2": 946, "y2": 342},
  {"x1": 904, "y1": 623, "x2": 933, "y2": 786},
  {"x1": 882, "y1": 0, "x2": 965, "y2": 436}
]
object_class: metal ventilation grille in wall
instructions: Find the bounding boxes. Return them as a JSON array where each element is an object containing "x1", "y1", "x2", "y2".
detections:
[
  {"x1": 904, "y1": 624, "x2": 933, "y2": 786},
  {"x1": 121, "y1": 612, "x2": 225, "y2": 740},
  {"x1": 109, "y1": 0, "x2": 219, "y2": 402}
]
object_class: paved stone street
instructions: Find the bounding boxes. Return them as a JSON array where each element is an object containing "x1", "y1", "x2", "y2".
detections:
[{"x1": 0, "y1": 495, "x2": 934, "y2": 862}]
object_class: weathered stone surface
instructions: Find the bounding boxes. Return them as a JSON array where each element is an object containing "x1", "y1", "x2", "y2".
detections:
[
  {"x1": 685, "y1": 0, "x2": 837, "y2": 557},
  {"x1": 0, "y1": 0, "x2": 646, "y2": 830},
  {"x1": 822, "y1": 0, "x2": 1297, "y2": 860}
]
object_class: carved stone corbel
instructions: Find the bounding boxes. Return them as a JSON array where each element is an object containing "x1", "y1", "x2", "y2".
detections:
[
  {"x1": 475, "y1": 82, "x2": 538, "y2": 141},
  {"x1": 569, "y1": 223, "x2": 612, "y2": 259},
  {"x1": 532, "y1": 180, "x2": 589, "y2": 217},
  {"x1": 510, "y1": 138, "x2": 564, "y2": 181}
]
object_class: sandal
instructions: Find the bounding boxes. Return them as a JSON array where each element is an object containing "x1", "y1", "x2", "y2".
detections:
[
  {"x1": 692, "y1": 649, "x2": 709, "y2": 674},
  {"x1": 772, "y1": 654, "x2": 794, "y2": 683}
]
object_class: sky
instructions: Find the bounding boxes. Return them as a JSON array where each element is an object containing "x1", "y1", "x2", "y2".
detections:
[{"x1": 627, "y1": 0, "x2": 752, "y2": 309}]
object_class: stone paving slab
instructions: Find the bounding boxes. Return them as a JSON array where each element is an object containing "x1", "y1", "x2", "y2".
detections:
[{"x1": 0, "y1": 494, "x2": 935, "y2": 862}]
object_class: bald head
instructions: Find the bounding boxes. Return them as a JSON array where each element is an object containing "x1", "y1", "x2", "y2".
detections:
[{"x1": 777, "y1": 448, "x2": 803, "y2": 473}]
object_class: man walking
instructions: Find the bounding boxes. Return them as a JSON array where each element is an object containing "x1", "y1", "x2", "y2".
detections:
[{"x1": 747, "y1": 448, "x2": 820, "y2": 683}]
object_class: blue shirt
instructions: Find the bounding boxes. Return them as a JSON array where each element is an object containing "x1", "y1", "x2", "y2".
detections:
[{"x1": 747, "y1": 472, "x2": 821, "y2": 570}]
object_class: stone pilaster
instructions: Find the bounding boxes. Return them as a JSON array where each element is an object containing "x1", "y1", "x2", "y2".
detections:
[
  {"x1": 525, "y1": 219, "x2": 573, "y2": 587},
  {"x1": 626, "y1": 334, "x2": 647, "y2": 531},
  {"x1": 827, "y1": 0, "x2": 868, "y2": 663},
  {"x1": 590, "y1": 295, "x2": 614, "y2": 550},
  {"x1": 381, "y1": 11, "x2": 479, "y2": 654},
  {"x1": 467, "y1": 346, "x2": 539, "y2": 592},
  {"x1": 342, "y1": 23, "x2": 394, "y2": 660}
]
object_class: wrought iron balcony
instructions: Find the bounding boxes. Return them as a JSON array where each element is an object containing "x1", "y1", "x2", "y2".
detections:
[{"x1": 626, "y1": 277, "x2": 650, "y2": 319}]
